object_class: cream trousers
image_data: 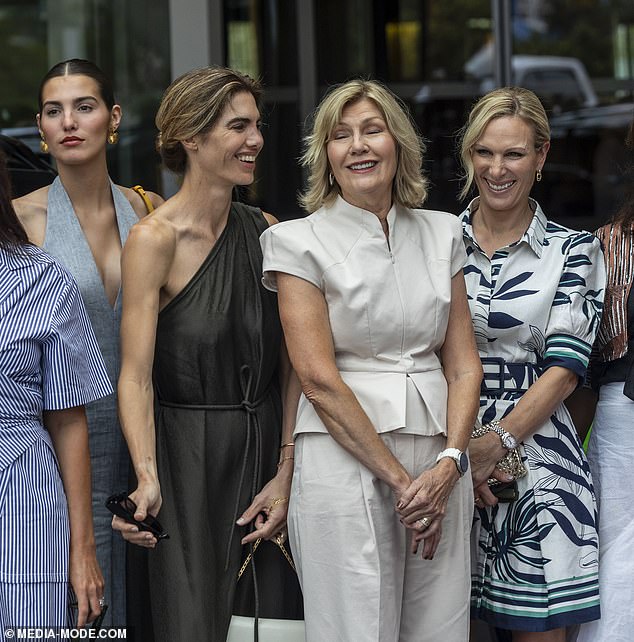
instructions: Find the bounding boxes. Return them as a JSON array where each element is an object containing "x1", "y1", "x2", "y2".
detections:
[{"x1": 288, "y1": 431, "x2": 473, "y2": 642}]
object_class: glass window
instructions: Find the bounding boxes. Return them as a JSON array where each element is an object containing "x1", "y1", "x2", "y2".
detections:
[
  {"x1": 510, "y1": 0, "x2": 634, "y2": 231},
  {"x1": 225, "y1": 0, "x2": 301, "y2": 219},
  {"x1": 0, "y1": 0, "x2": 170, "y2": 196}
]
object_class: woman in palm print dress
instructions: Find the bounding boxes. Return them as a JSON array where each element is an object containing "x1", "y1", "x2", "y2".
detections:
[{"x1": 458, "y1": 87, "x2": 605, "y2": 641}]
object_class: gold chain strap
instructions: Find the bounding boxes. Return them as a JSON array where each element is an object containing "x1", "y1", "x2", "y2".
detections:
[{"x1": 236, "y1": 498, "x2": 295, "y2": 580}]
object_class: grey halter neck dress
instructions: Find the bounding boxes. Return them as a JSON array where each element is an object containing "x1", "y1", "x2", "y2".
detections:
[{"x1": 44, "y1": 176, "x2": 137, "y2": 626}]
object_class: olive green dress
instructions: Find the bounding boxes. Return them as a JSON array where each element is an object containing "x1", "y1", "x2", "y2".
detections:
[{"x1": 128, "y1": 203, "x2": 302, "y2": 641}]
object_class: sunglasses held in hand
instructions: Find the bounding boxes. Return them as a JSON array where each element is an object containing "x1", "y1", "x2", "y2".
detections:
[{"x1": 105, "y1": 492, "x2": 170, "y2": 541}]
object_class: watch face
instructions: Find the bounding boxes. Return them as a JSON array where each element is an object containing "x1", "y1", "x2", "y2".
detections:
[
  {"x1": 458, "y1": 452, "x2": 469, "y2": 474},
  {"x1": 503, "y1": 434, "x2": 518, "y2": 449}
]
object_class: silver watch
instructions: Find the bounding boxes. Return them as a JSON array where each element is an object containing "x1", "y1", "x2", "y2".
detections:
[
  {"x1": 486, "y1": 420, "x2": 518, "y2": 450},
  {"x1": 436, "y1": 448, "x2": 469, "y2": 477}
]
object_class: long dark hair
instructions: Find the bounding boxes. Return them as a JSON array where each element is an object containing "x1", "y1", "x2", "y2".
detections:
[
  {"x1": 613, "y1": 117, "x2": 634, "y2": 230},
  {"x1": 0, "y1": 151, "x2": 30, "y2": 247},
  {"x1": 38, "y1": 59, "x2": 116, "y2": 111}
]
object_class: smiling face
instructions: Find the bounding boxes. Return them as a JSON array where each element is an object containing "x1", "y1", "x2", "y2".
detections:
[
  {"x1": 471, "y1": 115, "x2": 549, "y2": 217},
  {"x1": 192, "y1": 91, "x2": 263, "y2": 186},
  {"x1": 37, "y1": 74, "x2": 119, "y2": 165},
  {"x1": 326, "y1": 98, "x2": 397, "y2": 214}
]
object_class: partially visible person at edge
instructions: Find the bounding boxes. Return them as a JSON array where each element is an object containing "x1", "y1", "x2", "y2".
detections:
[
  {"x1": 259, "y1": 78, "x2": 483, "y2": 641},
  {"x1": 0, "y1": 149, "x2": 111, "y2": 627},
  {"x1": 574, "y1": 117, "x2": 634, "y2": 642},
  {"x1": 112, "y1": 66, "x2": 303, "y2": 641},
  {"x1": 12, "y1": 58, "x2": 163, "y2": 626},
  {"x1": 457, "y1": 86, "x2": 606, "y2": 642}
]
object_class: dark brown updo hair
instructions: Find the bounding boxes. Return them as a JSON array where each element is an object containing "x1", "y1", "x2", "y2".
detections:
[
  {"x1": 155, "y1": 66, "x2": 262, "y2": 175},
  {"x1": 38, "y1": 59, "x2": 116, "y2": 111}
]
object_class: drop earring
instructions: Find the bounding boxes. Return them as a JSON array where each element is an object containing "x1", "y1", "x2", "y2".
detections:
[
  {"x1": 536, "y1": 169, "x2": 542, "y2": 182},
  {"x1": 39, "y1": 132, "x2": 49, "y2": 154},
  {"x1": 108, "y1": 129, "x2": 119, "y2": 145},
  {"x1": 328, "y1": 172, "x2": 334, "y2": 187}
]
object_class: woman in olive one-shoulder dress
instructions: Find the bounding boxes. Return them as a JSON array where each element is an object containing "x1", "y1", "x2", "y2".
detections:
[
  {"x1": 117, "y1": 67, "x2": 302, "y2": 642},
  {"x1": 129, "y1": 203, "x2": 301, "y2": 639}
]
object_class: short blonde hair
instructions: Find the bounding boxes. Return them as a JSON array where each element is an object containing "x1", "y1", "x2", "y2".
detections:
[
  {"x1": 299, "y1": 79, "x2": 428, "y2": 213},
  {"x1": 458, "y1": 86, "x2": 550, "y2": 201},
  {"x1": 156, "y1": 66, "x2": 262, "y2": 174}
]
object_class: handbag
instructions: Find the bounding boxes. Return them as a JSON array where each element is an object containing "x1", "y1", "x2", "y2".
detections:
[
  {"x1": 227, "y1": 616, "x2": 305, "y2": 642},
  {"x1": 228, "y1": 511, "x2": 304, "y2": 642}
]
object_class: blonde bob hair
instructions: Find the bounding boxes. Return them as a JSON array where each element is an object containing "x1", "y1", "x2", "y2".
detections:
[
  {"x1": 299, "y1": 79, "x2": 428, "y2": 213},
  {"x1": 155, "y1": 66, "x2": 261, "y2": 174},
  {"x1": 458, "y1": 86, "x2": 550, "y2": 201}
]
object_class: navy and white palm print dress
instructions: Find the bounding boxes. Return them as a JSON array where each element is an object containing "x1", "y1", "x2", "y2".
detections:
[{"x1": 461, "y1": 199, "x2": 606, "y2": 631}]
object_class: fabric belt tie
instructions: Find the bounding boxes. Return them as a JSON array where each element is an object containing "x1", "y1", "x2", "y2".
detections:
[
  {"x1": 480, "y1": 357, "x2": 542, "y2": 395},
  {"x1": 158, "y1": 365, "x2": 266, "y2": 640}
]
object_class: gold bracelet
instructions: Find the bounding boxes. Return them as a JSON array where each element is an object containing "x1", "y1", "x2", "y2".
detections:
[
  {"x1": 280, "y1": 441, "x2": 295, "y2": 450},
  {"x1": 277, "y1": 455, "x2": 295, "y2": 468}
]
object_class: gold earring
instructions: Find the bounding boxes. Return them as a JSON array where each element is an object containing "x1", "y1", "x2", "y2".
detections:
[
  {"x1": 536, "y1": 169, "x2": 542, "y2": 182},
  {"x1": 108, "y1": 129, "x2": 119, "y2": 145},
  {"x1": 39, "y1": 133, "x2": 49, "y2": 154}
]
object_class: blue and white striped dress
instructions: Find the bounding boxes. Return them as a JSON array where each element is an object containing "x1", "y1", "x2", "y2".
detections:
[
  {"x1": 0, "y1": 243, "x2": 111, "y2": 626},
  {"x1": 461, "y1": 199, "x2": 606, "y2": 632}
]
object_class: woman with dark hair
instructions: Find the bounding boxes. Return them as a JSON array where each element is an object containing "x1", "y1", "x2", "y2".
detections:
[
  {"x1": 13, "y1": 59, "x2": 163, "y2": 625},
  {"x1": 575, "y1": 119, "x2": 634, "y2": 642},
  {"x1": 0, "y1": 149, "x2": 111, "y2": 626},
  {"x1": 112, "y1": 66, "x2": 302, "y2": 640}
]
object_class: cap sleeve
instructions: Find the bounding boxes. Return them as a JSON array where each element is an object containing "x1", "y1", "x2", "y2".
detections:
[
  {"x1": 448, "y1": 214, "x2": 467, "y2": 276},
  {"x1": 260, "y1": 221, "x2": 324, "y2": 292},
  {"x1": 542, "y1": 233, "x2": 606, "y2": 378},
  {"x1": 42, "y1": 276, "x2": 113, "y2": 410}
]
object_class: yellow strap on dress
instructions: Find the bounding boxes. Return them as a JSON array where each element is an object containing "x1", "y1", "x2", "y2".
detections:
[{"x1": 132, "y1": 184, "x2": 155, "y2": 214}]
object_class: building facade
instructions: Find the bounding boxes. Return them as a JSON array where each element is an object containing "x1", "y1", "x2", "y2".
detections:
[{"x1": 1, "y1": 0, "x2": 633, "y2": 229}]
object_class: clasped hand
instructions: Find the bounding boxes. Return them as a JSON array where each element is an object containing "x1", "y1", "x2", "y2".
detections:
[{"x1": 395, "y1": 463, "x2": 455, "y2": 560}]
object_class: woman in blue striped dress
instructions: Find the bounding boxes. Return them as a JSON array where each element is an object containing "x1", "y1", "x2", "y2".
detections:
[
  {"x1": 0, "y1": 150, "x2": 112, "y2": 627},
  {"x1": 458, "y1": 88, "x2": 606, "y2": 641}
]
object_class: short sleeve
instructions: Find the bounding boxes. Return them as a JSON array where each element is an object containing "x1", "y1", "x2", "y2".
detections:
[
  {"x1": 260, "y1": 221, "x2": 324, "y2": 292},
  {"x1": 41, "y1": 277, "x2": 112, "y2": 410},
  {"x1": 542, "y1": 233, "x2": 606, "y2": 378},
  {"x1": 449, "y1": 214, "x2": 467, "y2": 277}
]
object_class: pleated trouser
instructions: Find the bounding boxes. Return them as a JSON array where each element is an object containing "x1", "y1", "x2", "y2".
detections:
[{"x1": 288, "y1": 431, "x2": 473, "y2": 642}]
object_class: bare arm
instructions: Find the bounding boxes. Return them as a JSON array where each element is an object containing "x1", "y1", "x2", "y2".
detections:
[
  {"x1": 44, "y1": 406, "x2": 104, "y2": 627},
  {"x1": 471, "y1": 365, "x2": 578, "y2": 503},
  {"x1": 274, "y1": 272, "x2": 411, "y2": 494},
  {"x1": 397, "y1": 272, "x2": 483, "y2": 556},
  {"x1": 114, "y1": 219, "x2": 174, "y2": 547}
]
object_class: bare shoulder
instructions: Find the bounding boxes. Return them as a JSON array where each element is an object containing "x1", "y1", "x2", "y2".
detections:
[
  {"x1": 126, "y1": 205, "x2": 176, "y2": 254},
  {"x1": 118, "y1": 185, "x2": 165, "y2": 220},
  {"x1": 262, "y1": 211, "x2": 279, "y2": 227},
  {"x1": 12, "y1": 186, "x2": 50, "y2": 246}
]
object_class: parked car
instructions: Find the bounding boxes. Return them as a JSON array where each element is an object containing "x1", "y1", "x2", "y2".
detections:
[
  {"x1": 0, "y1": 133, "x2": 56, "y2": 198},
  {"x1": 415, "y1": 55, "x2": 634, "y2": 230}
]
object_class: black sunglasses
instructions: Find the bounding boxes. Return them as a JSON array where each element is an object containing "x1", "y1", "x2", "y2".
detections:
[{"x1": 105, "y1": 492, "x2": 170, "y2": 540}]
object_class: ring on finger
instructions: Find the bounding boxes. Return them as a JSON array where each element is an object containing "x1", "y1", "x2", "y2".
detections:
[
  {"x1": 98, "y1": 596, "x2": 106, "y2": 608},
  {"x1": 415, "y1": 516, "x2": 431, "y2": 530}
]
